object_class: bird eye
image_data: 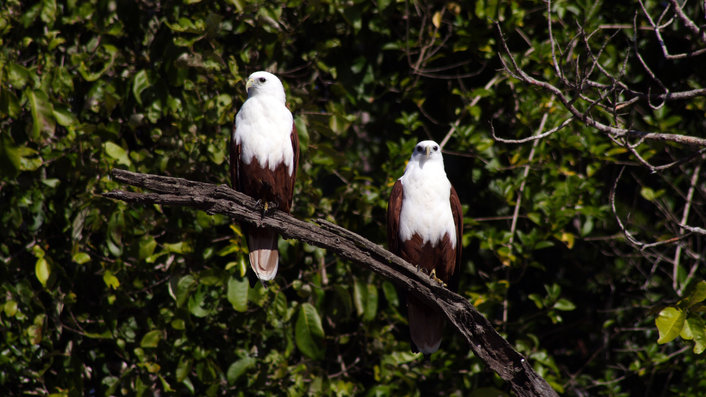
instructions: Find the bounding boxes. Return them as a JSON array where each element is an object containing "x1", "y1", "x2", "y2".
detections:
[
  {"x1": 258, "y1": 77, "x2": 266, "y2": 83},
  {"x1": 433, "y1": 146, "x2": 439, "y2": 151},
  {"x1": 416, "y1": 146, "x2": 423, "y2": 152}
]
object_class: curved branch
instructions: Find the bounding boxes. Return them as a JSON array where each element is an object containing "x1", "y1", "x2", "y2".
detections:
[{"x1": 103, "y1": 168, "x2": 559, "y2": 397}]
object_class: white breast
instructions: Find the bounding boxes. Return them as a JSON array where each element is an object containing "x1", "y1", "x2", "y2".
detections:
[
  {"x1": 398, "y1": 161, "x2": 456, "y2": 248},
  {"x1": 234, "y1": 96, "x2": 295, "y2": 175}
]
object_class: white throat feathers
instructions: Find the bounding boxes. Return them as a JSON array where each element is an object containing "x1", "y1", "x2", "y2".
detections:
[
  {"x1": 398, "y1": 140, "x2": 456, "y2": 248},
  {"x1": 234, "y1": 71, "x2": 295, "y2": 176}
]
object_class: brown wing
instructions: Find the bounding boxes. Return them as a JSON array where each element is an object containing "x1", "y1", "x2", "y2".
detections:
[
  {"x1": 448, "y1": 185, "x2": 463, "y2": 292},
  {"x1": 287, "y1": 121, "x2": 300, "y2": 211},
  {"x1": 386, "y1": 180, "x2": 404, "y2": 255},
  {"x1": 230, "y1": 121, "x2": 299, "y2": 213}
]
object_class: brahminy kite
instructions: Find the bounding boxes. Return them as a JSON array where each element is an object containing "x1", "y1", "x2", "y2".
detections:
[
  {"x1": 230, "y1": 71, "x2": 299, "y2": 281},
  {"x1": 387, "y1": 140, "x2": 463, "y2": 354}
]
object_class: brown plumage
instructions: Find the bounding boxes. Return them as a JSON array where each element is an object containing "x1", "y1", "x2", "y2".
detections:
[
  {"x1": 230, "y1": 71, "x2": 299, "y2": 281},
  {"x1": 387, "y1": 140, "x2": 463, "y2": 354},
  {"x1": 230, "y1": 129, "x2": 299, "y2": 280}
]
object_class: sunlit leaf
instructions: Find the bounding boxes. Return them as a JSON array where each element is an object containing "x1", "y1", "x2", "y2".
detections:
[
  {"x1": 640, "y1": 187, "x2": 656, "y2": 202},
  {"x1": 554, "y1": 298, "x2": 575, "y2": 311},
  {"x1": 72, "y1": 252, "x2": 91, "y2": 264},
  {"x1": 103, "y1": 269, "x2": 120, "y2": 289},
  {"x1": 141, "y1": 330, "x2": 162, "y2": 348},
  {"x1": 104, "y1": 141, "x2": 132, "y2": 166},
  {"x1": 35, "y1": 257, "x2": 50, "y2": 287},
  {"x1": 432, "y1": 11, "x2": 442, "y2": 28},
  {"x1": 656, "y1": 307, "x2": 686, "y2": 344}
]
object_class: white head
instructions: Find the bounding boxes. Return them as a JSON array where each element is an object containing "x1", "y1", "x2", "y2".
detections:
[
  {"x1": 245, "y1": 71, "x2": 286, "y2": 104},
  {"x1": 407, "y1": 140, "x2": 444, "y2": 170}
]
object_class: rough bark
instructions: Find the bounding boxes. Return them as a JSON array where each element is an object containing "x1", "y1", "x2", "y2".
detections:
[{"x1": 103, "y1": 168, "x2": 559, "y2": 397}]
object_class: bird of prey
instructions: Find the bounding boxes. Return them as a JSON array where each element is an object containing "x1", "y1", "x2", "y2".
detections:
[
  {"x1": 230, "y1": 71, "x2": 299, "y2": 281},
  {"x1": 387, "y1": 140, "x2": 463, "y2": 354}
]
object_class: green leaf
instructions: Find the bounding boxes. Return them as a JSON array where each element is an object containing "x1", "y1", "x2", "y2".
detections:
[
  {"x1": 27, "y1": 89, "x2": 56, "y2": 142},
  {"x1": 227, "y1": 276, "x2": 249, "y2": 312},
  {"x1": 4, "y1": 300, "x2": 18, "y2": 317},
  {"x1": 176, "y1": 357, "x2": 192, "y2": 382},
  {"x1": 640, "y1": 187, "x2": 656, "y2": 201},
  {"x1": 104, "y1": 141, "x2": 131, "y2": 166},
  {"x1": 353, "y1": 279, "x2": 378, "y2": 321},
  {"x1": 164, "y1": 241, "x2": 192, "y2": 254},
  {"x1": 363, "y1": 284, "x2": 378, "y2": 321},
  {"x1": 140, "y1": 330, "x2": 162, "y2": 348},
  {"x1": 554, "y1": 298, "x2": 576, "y2": 311},
  {"x1": 52, "y1": 105, "x2": 78, "y2": 128},
  {"x1": 686, "y1": 317, "x2": 706, "y2": 354},
  {"x1": 656, "y1": 307, "x2": 686, "y2": 344},
  {"x1": 138, "y1": 236, "x2": 157, "y2": 260},
  {"x1": 170, "y1": 275, "x2": 197, "y2": 307},
  {"x1": 103, "y1": 270, "x2": 120, "y2": 289},
  {"x1": 40, "y1": 0, "x2": 57, "y2": 25},
  {"x1": 295, "y1": 303, "x2": 325, "y2": 360},
  {"x1": 72, "y1": 252, "x2": 91, "y2": 264},
  {"x1": 17, "y1": 146, "x2": 42, "y2": 171},
  {"x1": 0, "y1": 136, "x2": 21, "y2": 177},
  {"x1": 132, "y1": 70, "x2": 151, "y2": 105},
  {"x1": 35, "y1": 257, "x2": 50, "y2": 287},
  {"x1": 528, "y1": 293, "x2": 544, "y2": 309},
  {"x1": 7, "y1": 63, "x2": 31, "y2": 88},
  {"x1": 685, "y1": 280, "x2": 706, "y2": 308},
  {"x1": 381, "y1": 281, "x2": 398, "y2": 307},
  {"x1": 187, "y1": 289, "x2": 210, "y2": 317},
  {"x1": 227, "y1": 356, "x2": 256, "y2": 384}
]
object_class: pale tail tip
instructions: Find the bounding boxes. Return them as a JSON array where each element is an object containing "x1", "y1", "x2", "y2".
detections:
[{"x1": 249, "y1": 249, "x2": 279, "y2": 281}]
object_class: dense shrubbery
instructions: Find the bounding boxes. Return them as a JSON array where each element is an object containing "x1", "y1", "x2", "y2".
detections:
[{"x1": 1, "y1": 0, "x2": 705, "y2": 395}]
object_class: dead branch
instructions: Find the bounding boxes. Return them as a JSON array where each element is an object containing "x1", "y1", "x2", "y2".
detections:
[
  {"x1": 103, "y1": 168, "x2": 559, "y2": 397},
  {"x1": 494, "y1": 17, "x2": 706, "y2": 148}
]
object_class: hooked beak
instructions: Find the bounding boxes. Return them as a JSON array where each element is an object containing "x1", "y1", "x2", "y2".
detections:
[
  {"x1": 425, "y1": 146, "x2": 431, "y2": 159},
  {"x1": 245, "y1": 78, "x2": 254, "y2": 95}
]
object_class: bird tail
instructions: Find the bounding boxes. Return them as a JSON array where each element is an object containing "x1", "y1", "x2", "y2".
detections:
[
  {"x1": 246, "y1": 228, "x2": 279, "y2": 281},
  {"x1": 408, "y1": 296, "x2": 444, "y2": 354}
]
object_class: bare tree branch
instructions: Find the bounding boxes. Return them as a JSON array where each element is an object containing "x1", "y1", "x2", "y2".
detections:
[
  {"x1": 495, "y1": 21, "x2": 706, "y2": 148},
  {"x1": 103, "y1": 168, "x2": 560, "y2": 397},
  {"x1": 674, "y1": 161, "x2": 702, "y2": 292},
  {"x1": 610, "y1": 167, "x2": 692, "y2": 250}
]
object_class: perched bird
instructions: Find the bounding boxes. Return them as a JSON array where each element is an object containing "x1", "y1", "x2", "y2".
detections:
[
  {"x1": 230, "y1": 71, "x2": 299, "y2": 281},
  {"x1": 387, "y1": 140, "x2": 463, "y2": 354}
]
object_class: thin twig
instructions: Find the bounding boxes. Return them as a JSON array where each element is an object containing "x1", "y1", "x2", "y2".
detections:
[{"x1": 673, "y1": 160, "x2": 701, "y2": 292}]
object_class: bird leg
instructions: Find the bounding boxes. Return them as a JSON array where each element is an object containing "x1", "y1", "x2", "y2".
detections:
[
  {"x1": 254, "y1": 199, "x2": 266, "y2": 217},
  {"x1": 429, "y1": 269, "x2": 447, "y2": 287},
  {"x1": 264, "y1": 200, "x2": 279, "y2": 216},
  {"x1": 254, "y1": 199, "x2": 278, "y2": 218}
]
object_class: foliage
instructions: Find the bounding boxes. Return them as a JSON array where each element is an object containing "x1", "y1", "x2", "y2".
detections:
[{"x1": 1, "y1": 0, "x2": 705, "y2": 395}]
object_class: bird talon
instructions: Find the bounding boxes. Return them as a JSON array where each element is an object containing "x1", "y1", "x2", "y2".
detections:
[
  {"x1": 254, "y1": 200, "x2": 278, "y2": 217},
  {"x1": 429, "y1": 269, "x2": 446, "y2": 286},
  {"x1": 265, "y1": 201, "x2": 279, "y2": 215}
]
